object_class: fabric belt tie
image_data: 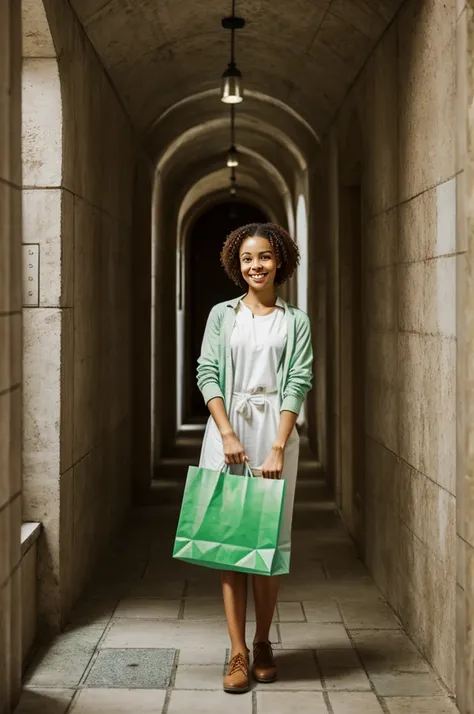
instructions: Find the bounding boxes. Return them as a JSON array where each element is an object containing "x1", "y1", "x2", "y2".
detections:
[{"x1": 233, "y1": 388, "x2": 277, "y2": 421}]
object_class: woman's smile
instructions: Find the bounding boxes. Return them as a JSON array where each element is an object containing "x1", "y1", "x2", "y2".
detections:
[{"x1": 249, "y1": 272, "x2": 268, "y2": 284}]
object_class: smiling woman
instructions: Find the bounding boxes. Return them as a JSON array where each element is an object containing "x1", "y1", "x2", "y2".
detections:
[{"x1": 195, "y1": 222, "x2": 313, "y2": 693}]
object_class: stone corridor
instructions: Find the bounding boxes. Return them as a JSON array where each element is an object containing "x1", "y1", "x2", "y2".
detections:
[
  {"x1": 16, "y1": 488, "x2": 458, "y2": 714},
  {"x1": 3, "y1": 0, "x2": 474, "y2": 712}
]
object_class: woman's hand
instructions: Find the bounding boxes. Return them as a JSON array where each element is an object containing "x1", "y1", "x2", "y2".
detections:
[
  {"x1": 261, "y1": 444, "x2": 285, "y2": 479},
  {"x1": 222, "y1": 431, "x2": 248, "y2": 465}
]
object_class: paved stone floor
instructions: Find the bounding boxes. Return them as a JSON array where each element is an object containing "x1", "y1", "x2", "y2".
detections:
[{"x1": 16, "y1": 503, "x2": 459, "y2": 714}]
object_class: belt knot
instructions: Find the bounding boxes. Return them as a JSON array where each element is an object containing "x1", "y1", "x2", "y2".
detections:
[{"x1": 234, "y1": 388, "x2": 266, "y2": 420}]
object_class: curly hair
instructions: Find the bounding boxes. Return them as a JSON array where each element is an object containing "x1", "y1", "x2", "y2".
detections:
[{"x1": 220, "y1": 222, "x2": 300, "y2": 290}]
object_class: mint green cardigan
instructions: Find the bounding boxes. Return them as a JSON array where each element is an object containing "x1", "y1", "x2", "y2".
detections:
[{"x1": 197, "y1": 295, "x2": 313, "y2": 415}]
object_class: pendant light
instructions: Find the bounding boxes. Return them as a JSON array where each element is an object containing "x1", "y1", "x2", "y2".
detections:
[
  {"x1": 227, "y1": 147, "x2": 239, "y2": 167},
  {"x1": 221, "y1": 2, "x2": 245, "y2": 104}
]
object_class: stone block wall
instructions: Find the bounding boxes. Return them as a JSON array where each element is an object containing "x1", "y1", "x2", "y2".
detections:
[
  {"x1": 21, "y1": 0, "x2": 137, "y2": 632},
  {"x1": 0, "y1": 2, "x2": 23, "y2": 712},
  {"x1": 310, "y1": 0, "x2": 459, "y2": 694},
  {"x1": 455, "y1": 1, "x2": 474, "y2": 712}
]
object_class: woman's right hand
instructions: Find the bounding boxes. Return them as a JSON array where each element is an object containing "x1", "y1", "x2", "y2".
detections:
[{"x1": 222, "y1": 431, "x2": 248, "y2": 465}]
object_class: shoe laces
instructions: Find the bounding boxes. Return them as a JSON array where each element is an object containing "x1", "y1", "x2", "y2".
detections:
[{"x1": 228, "y1": 652, "x2": 248, "y2": 675}]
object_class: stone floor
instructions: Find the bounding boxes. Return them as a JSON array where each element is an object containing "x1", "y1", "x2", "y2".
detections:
[{"x1": 16, "y1": 502, "x2": 459, "y2": 714}]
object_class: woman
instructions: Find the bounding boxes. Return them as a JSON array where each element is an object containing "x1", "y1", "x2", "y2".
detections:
[{"x1": 196, "y1": 222, "x2": 313, "y2": 693}]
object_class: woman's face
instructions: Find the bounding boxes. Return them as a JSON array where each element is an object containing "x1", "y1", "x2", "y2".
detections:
[{"x1": 239, "y1": 235, "x2": 279, "y2": 291}]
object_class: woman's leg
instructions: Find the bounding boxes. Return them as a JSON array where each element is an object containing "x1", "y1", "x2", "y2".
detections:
[
  {"x1": 221, "y1": 571, "x2": 248, "y2": 656},
  {"x1": 251, "y1": 574, "x2": 279, "y2": 683},
  {"x1": 252, "y1": 574, "x2": 279, "y2": 642}
]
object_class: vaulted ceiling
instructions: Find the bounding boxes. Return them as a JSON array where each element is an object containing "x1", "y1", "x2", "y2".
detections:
[{"x1": 70, "y1": 0, "x2": 404, "y2": 143}]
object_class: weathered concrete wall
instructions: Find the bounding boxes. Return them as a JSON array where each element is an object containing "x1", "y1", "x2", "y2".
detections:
[
  {"x1": 311, "y1": 0, "x2": 458, "y2": 695},
  {"x1": 455, "y1": 1, "x2": 474, "y2": 712},
  {"x1": 22, "y1": 0, "x2": 137, "y2": 632},
  {"x1": 0, "y1": 2, "x2": 23, "y2": 712}
]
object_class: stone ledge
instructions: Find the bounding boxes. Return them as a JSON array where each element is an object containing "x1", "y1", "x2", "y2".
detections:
[{"x1": 21, "y1": 522, "x2": 42, "y2": 556}]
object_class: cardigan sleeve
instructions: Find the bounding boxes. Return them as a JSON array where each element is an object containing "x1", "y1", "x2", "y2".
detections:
[
  {"x1": 197, "y1": 305, "x2": 225, "y2": 405},
  {"x1": 280, "y1": 312, "x2": 313, "y2": 414}
]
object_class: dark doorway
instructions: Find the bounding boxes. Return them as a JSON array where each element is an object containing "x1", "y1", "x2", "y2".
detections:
[{"x1": 184, "y1": 201, "x2": 267, "y2": 423}]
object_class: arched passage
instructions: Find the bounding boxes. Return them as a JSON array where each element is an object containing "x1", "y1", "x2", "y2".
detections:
[
  {"x1": 182, "y1": 201, "x2": 268, "y2": 424},
  {"x1": 150, "y1": 106, "x2": 308, "y2": 465}
]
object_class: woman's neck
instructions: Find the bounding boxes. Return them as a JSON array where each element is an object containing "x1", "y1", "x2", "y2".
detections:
[{"x1": 243, "y1": 287, "x2": 277, "y2": 308}]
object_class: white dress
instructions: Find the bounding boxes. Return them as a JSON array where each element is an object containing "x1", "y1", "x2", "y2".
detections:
[{"x1": 199, "y1": 301, "x2": 299, "y2": 566}]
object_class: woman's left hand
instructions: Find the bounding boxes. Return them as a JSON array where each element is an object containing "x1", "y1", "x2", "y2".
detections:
[{"x1": 261, "y1": 444, "x2": 285, "y2": 479}]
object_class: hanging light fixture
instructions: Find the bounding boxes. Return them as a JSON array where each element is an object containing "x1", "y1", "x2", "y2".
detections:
[
  {"x1": 221, "y1": 1, "x2": 245, "y2": 104},
  {"x1": 226, "y1": 104, "x2": 239, "y2": 167},
  {"x1": 227, "y1": 147, "x2": 239, "y2": 167}
]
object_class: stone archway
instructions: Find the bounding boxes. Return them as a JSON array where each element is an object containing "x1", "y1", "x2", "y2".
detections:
[{"x1": 183, "y1": 201, "x2": 268, "y2": 424}]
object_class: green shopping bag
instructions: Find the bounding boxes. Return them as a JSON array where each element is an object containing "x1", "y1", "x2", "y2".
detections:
[{"x1": 173, "y1": 463, "x2": 288, "y2": 576}]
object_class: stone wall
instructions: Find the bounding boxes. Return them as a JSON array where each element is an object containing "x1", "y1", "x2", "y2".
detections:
[
  {"x1": 22, "y1": 0, "x2": 137, "y2": 632},
  {"x1": 455, "y1": 1, "x2": 474, "y2": 712},
  {"x1": 0, "y1": 2, "x2": 23, "y2": 712},
  {"x1": 310, "y1": 0, "x2": 458, "y2": 694}
]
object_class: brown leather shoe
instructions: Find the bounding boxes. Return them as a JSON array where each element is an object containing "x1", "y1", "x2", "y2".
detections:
[
  {"x1": 223, "y1": 652, "x2": 250, "y2": 693},
  {"x1": 252, "y1": 641, "x2": 277, "y2": 683}
]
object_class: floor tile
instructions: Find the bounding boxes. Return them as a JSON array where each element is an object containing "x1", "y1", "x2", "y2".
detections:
[
  {"x1": 323, "y1": 667, "x2": 371, "y2": 691},
  {"x1": 383, "y1": 696, "x2": 459, "y2": 713},
  {"x1": 316, "y1": 648, "x2": 361, "y2": 669},
  {"x1": 325, "y1": 560, "x2": 371, "y2": 579},
  {"x1": 279, "y1": 623, "x2": 351, "y2": 649},
  {"x1": 96, "y1": 559, "x2": 147, "y2": 580},
  {"x1": 71, "y1": 689, "x2": 166, "y2": 713},
  {"x1": 350, "y1": 630, "x2": 430, "y2": 673},
  {"x1": 168, "y1": 689, "x2": 252, "y2": 714},
  {"x1": 371, "y1": 672, "x2": 443, "y2": 696},
  {"x1": 130, "y1": 578, "x2": 186, "y2": 599},
  {"x1": 277, "y1": 602, "x2": 305, "y2": 622},
  {"x1": 101, "y1": 620, "x2": 229, "y2": 649},
  {"x1": 321, "y1": 580, "x2": 383, "y2": 602},
  {"x1": 24, "y1": 627, "x2": 106, "y2": 687},
  {"x1": 183, "y1": 597, "x2": 258, "y2": 621},
  {"x1": 113, "y1": 598, "x2": 181, "y2": 619},
  {"x1": 185, "y1": 572, "x2": 223, "y2": 598},
  {"x1": 20, "y1": 504, "x2": 452, "y2": 714},
  {"x1": 182, "y1": 598, "x2": 226, "y2": 620},
  {"x1": 176, "y1": 646, "x2": 227, "y2": 665},
  {"x1": 302, "y1": 601, "x2": 341, "y2": 622},
  {"x1": 255, "y1": 650, "x2": 322, "y2": 690},
  {"x1": 257, "y1": 690, "x2": 328, "y2": 714},
  {"x1": 83, "y1": 581, "x2": 134, "y2": 600},
  {"x1": 84, "y1": 648, "x2": 175, "y2": 688},
  {"x1": 69, "y1": 598, "x2": 118, "y2": 625},
  {"x1": 339, "y1": 600, "x2": 400, "y2": 629},
  {"x1": 52, "y1": 624, "x2": 106, "y2": 648},
  {"x1": 330, "y1": 692, "x2": 384, "y2": 714},
  {"x1": 174, "y1": 664, "x2": 224, "y2": 689},
  {"x1": 278, "y1": 572, "x2": 329, "y2": 600},
  {"x1": 14, "y1": 688, "x2": 74, "y2": 714}
]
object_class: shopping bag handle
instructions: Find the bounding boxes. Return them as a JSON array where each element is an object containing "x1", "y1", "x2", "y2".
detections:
[{"x1": 221, "y1": 462, "x2": 255, "y2": 478}]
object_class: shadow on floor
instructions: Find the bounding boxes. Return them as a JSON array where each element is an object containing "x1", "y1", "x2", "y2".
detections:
[{"x1": 17, "y1": 494, "x2": 459, "y2": 713}]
